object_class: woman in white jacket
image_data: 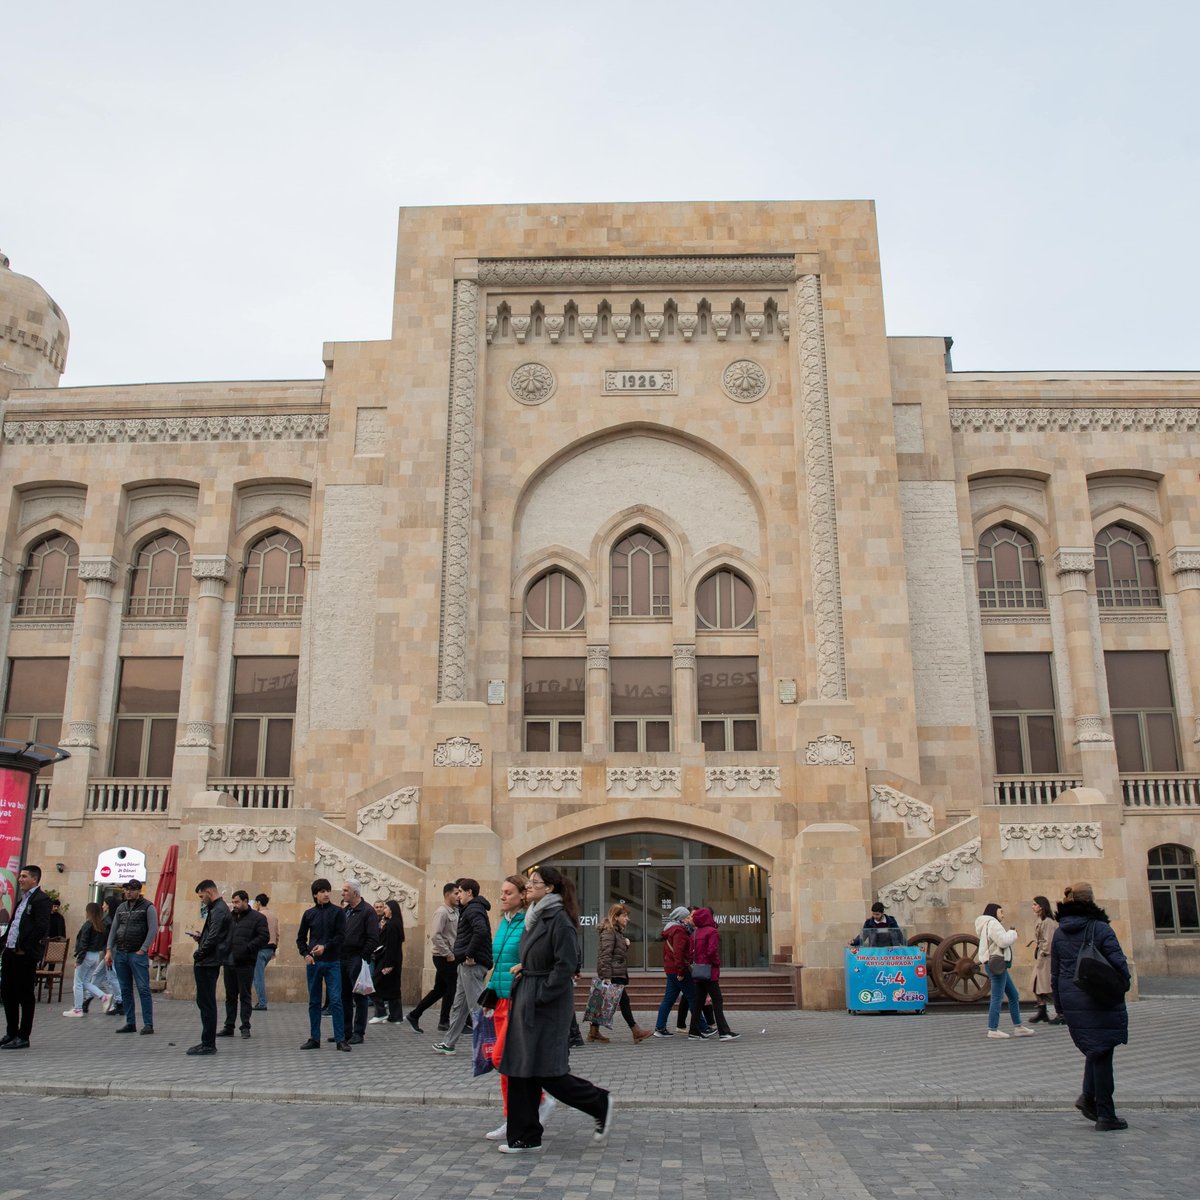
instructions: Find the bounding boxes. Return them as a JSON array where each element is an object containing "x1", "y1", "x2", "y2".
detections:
[{"x1": 975, "y1": 903, "x2": 1034, "y2": 1040}]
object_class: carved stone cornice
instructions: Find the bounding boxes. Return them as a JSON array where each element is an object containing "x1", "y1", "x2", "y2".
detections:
[
  {"x1": 313, "y1": 840, "x2": 418, "y2": 914},
  {"x1": 3, "y1": 414, "x2": 329, "y2": 445},
  {"x1": 804, "y1": 733, "x2": 855, "y2": 766},
  {"x1": 705, "y1": 766, "x2": 780, "y2": 795},
  {"x1": 476, "y1": 256, "x2": 797, "y2": 289},
  {"x1": 869, "y1": 785, "x2": 934, "y2": 838},
  {"x1": 356, "y1": 786, "x2": 420, "y2": 833},
  {"x1": 586, "y1": 645, "x2": 610, "y2": 668},
  {"x1": 433, "y1": 736, "x2": 484, "y2": 767},
  {"x1": 1168, "y1": 547, "x2": 1200, "y2": 592},
  {"x1": 980, "y1": 613, "x2": 1052, "y2": 625},
  {"x1": 507, "y1": 768, "x2": 582, "y2": 795},
  {"x1": 999, "y1": 822, "x2": 1103, "y2": 857},
  {"x1": 198, "y1": 825, "x2": 297, "y2": 856},
  {"x1": 950, "y1": 407, "x2": 1200, "y2": 434},
  {"x1": 877, "y1": 838, "x2": 982, "y2": 907},
  {"x1": 606, "y1": 767, "x2": 681, "y2": 794},
  {"x1": 796, "y1": 274, "x2": 846, "y2": 700}
]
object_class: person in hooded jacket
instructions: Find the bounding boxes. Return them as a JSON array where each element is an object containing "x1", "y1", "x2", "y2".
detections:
[
  {"x1": 653, "y1": 907, "x2": 712, "y2": 1038},
  {"x1": 1051, "y1": 880, "x2": 1131, "y2": 1132},
  {"x1": 689, "y1": 907, "x2": 738, "y2": 1040},
  {"x1": 433, "y1": 878, "x2": 493, "y2": 1054}
]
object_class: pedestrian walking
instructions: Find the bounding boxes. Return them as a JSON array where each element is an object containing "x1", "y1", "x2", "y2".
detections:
[
  {"x1": 1027, "y1": 895, "x2": 1062, "y2": 1024},
  {"x1": 1052, "y1": 881, "x2": 1132, "y2": 1131},
  {"x1": 588, "y1": 903, "x2": 651, "y2": 1044},
  {"x1": 497, "y1": 865, "x2": 614, "y2": 1154},
  {"x1": 251, "y1": 893, "x2": 278, "y2": 1010},
  {"x1": 185, "y1": 879, "x2": 229, "y2": 1055},
  {"x1": 368, "y1": 899, "x2": 406, "y2": 1024},
  {"x1": 101, "y1": 896, "x2": 123, "y2": 1016},
  {"x1": 653, "y1": 907, "x2": 712, "y2": 1038},
  {"x1": 406, "y1": 882, "x2": 460, "y2": 1034},
  {"x1": 1, "y1": 864, "x2": 52, "y2": 1050},
  {"x1": 689, "y1": 906, "x2": 739, "y2": 1040},
  {"x1": 432, "y1": 878, "x2": 492, "y2": 1055},
  {"x1": 105, "y1": 878, "x2": 158, "y2": 1036},
  {"x1": 338, "y1": 879, "x2": 380, "y2": 1044},
  {"x1": 975, "y1": 902, "x2": 1033, "y2": 1039},
  {"x1": 297, "y1": 877, "x2": 349, "y2": 1051},
  {"x1": 64, "y1": 902, "x2": 111, "y2": 1017},
  {"x1": 218, "y1": 890, "x2": 269, "y2": 1039}
]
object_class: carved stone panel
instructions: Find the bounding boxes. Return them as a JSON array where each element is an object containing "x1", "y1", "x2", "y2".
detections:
[
  {"x1": 433, "y1": 736, "x2": 484, "y2": 767},
  {"x1": 1000, "y1": 823, "x2": 1103, "y2": 858},
  {"x1": 313, "y1": 840, "x2": 418, "y2": 915},
  {"x1": 804, "y1": 734, "x2": 855, "y2": 766},
  {"x1": 198, "y1": 825, "x2": 297, "y2": 862},
  {"x1": 507, "y1": 768, "x2": 583, "y2": 798},
  {"x1": 870, "y1": 785, "x2": 934, "y2": 838},
  {"x1": 606, "y1": 767, "x2": 681, "y2": 797},
  {"x1": 705, "y1": 767, "x2": 780, "y2": 797},
  {"x1": 877, "y1": 838, "x2": 983, "y2": 908},
  {"x1": 356, "y1": 787, "x2": 420, "y2": 839}
]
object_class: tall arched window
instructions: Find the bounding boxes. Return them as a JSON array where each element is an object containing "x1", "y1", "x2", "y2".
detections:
[
  {"x1": 1148, "y1": 844, "x2": 1199, "y2": 935},
  {"x1": 976, "y1": 524, "x2": 1045, "y2": 608},
  {"x1": 128, "y1": 532, "x2": 191, "y2": 618},
  {"x1": 1095, "y1": 523, "x2": 1160, "y2": 607},
  {"x1": 16, "y1": 533, "x2": 79, "y2": 617},
  {"x1": 239, "y1": 531, "x2": 305, "y2": 616},
  {"x1": 524, "y1": 569, "x2": 585, "y2": 632},
  {"x1": 611, "y1": 530, "x2": 669, "y2": 617},
  {"x1": 696, "y1": 568, "x2": 756, "y2": 630}
]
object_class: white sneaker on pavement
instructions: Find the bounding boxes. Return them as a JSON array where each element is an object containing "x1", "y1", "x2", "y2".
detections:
[
  {"x1": 1011, "y1": 1024, "x2": 1035, "y2": 1037},
  {"x1": 485, "y1": 1121, "x2": 508, "y2": 1141},
  {"x1": 368, "y1": 1016, "x2": 388, "y2": 1024},
  {"x1": 62, "y1": 1009, "x2": 84, "y2": 1017},
  {"x1": 986, "y1": 1029, "x2": 1010, "y2": 1039}
]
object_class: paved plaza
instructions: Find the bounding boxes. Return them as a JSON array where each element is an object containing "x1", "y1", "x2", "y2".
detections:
[{"x1": 1, "y1": 986, "x2": 1196, "y2": 1198}]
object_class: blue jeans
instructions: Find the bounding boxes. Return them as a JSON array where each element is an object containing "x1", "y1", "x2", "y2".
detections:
[
  {"x1": 655, "y1": 972, "x2": 709, "y2": 1034},
  {"x1": 306, "y1": 960, "x2": 344, "y2": 1041},
  {"x1": 72, "y1": 951, "x2": 108, "y2": 1009},
  {"x1": 986, "y1": 965, "x2": 1022, "y2": 1030},
  {"x1": 112, "y1": 949, "x2": 153, "y2": 1027},
  {"x1": 253, "y1": 947, "x2": 275, "y2": 1007}
]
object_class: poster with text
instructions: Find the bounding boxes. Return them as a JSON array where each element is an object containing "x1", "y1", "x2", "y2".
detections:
[{"x1": 0, "y1": 766, "x2": 34, "y2": 929}]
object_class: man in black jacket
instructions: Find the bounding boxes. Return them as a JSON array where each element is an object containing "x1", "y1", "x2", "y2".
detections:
[
  {"x1": 297, "y1": 877, "x2": 349, "y2": 1050},
  {"x1": 432, "y1": 878, "x2": 492, "y2": 1055},
  {"x1": 186, "y1": 880, "x2": 230, "y2": 1056},
  {"x1": 1, "y1": 865, "x2": 53, "y2": 1049},
  {"x1": 219, "y1": 890, "x2": 269, "y2": 1039},
  {"x1": 338, "y1": 878, "x2": 380, "y2": 1044}
]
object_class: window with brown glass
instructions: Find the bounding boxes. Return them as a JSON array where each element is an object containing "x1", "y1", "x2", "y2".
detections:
[
  {"x1": 985, "y1": 653, "x2": 1061, "y2": 774},
  {"x1": 976, "y1": 525, "x2": 1045, "y2": 609},
  {"x1": 524, "y1": 569, "x2": 585, "y2": 632},
  {"x1": 238, "y1": 531, "x2": 305, "y2": 616},
  {"x1": 698, "y1": 656, "x2": 760, "y2": 751},
  {"x1": 1148, "y1": 844, "x2": 1200, "y2": 935},
  {"x1": 127, "y1": 532, "x2": 191, "y2": 618},
  {"x1": 1105, "y1": 650, "x2": 1179, "y2": 771},
  {"x1": 227, "y1": 656, "x2": 297, "y2": 776},
  {"x1": 2, "y1": 658, "x2": 68, "y2": 779},
  {"x1": 522, "y1": 658, "x2": 584, "y2": 752},
  {"x1": 610, "y1": 658, "x2": 672, "y2": 751},
  {"x1": 696, "y1": 568, "x2": 756, "y2": 630},
  {"x1": 611, "y1": 530, "x2": 669, "y2": 617},
  {"x1": 110, "y1": 658, "x2": 182, "y2": 778},
  {"x1": 15, "y1": 533, "x2": 79, "y2": 618},
  {"x1": 1094, "y1": 524, "x2": 1161, "y2": 607}
]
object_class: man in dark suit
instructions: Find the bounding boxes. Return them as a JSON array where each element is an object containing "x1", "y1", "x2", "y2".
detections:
[{"x1": 1, "y1": 864, "x2": 53, "y2": 1049}]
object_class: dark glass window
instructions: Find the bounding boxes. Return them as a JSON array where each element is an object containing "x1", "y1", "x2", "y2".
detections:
[
  {"x1": 16, "y1": 533, "x2": 79, "y2": 618},
  {"x1": 524, "y1": 570, "x2": 585, "y2": 632},
  {"x1": 976, "y1": 525, "x2": 1045, "y2": 609},
  {"x1": 522, "y1": 658, "x2": 584, "y2": 752},
  {"x1": 985, "y1": 653, "x2": 1060, "y2": 774},
  {"x1": 1106, "y1": 650, "x2": 1179, "y2": 772},
  {"x1": 2, "y1": 658, "x2": 69, "y2": 776},
  {"x1": 610, "y1": 658, "x2": 672, "y2": 751},
  {"x1": 128, "y1": 532, "x2": 191, "y2": 618},
  {"x1": 697, "y1": 656, "x2": 759, "y2": 752},
  {"x1": 696, "y1": 569, "x2": 756, "y2": 630},
  {"x1": 611, "y1": 531, "x2": 669, "y2": 617},
  {"x1": 228, "y1": 657, "x2": 298, "y2": 777},
  {"x1": 1095, "y1": 524, "x2": 1160, "y2": 607},
  {"x1": 239, "y1": 532, "x2": 305, "y2": 616},
  {"x1": 1148, "y1": 844, "x2": 1200, "y2": 935},
  {"x1": 112, "y1": 658, "x2": 182, "y2": 777}
]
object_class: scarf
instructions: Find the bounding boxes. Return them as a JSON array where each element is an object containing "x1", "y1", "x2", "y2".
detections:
[{"x1": 523, "y1": 891, "x2": 563, "y2": 932}]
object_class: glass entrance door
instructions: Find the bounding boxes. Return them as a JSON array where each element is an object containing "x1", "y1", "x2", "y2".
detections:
[{"x1": 604, "y1": 864, "x2": 684, "y2": 970}]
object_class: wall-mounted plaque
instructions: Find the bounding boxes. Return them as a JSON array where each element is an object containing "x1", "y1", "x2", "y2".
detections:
[{"x1": 603, "y1": 369, "x2": 677, "y2": 395}]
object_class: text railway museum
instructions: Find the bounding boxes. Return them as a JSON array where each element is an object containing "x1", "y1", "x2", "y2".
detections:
[{"x1": 1, "y1": 201, "x2": 1199, "y2": 1008}]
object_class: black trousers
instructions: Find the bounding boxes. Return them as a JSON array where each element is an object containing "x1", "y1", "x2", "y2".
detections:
[
  {"x1": 690, "y1": 979, "x2": 732, "y2": 1036},
  {"x1": 1083, "y1": 1047, "x2": 1118, "y2": 1121},
  {"x1": 506, "y1": 1073, "x2": 608, "y2": 1146},
  {"x1": 340, "y1": 958, "x2": 369, "y2": 1037},
  {"x1": 410, "y1": 955, "x2": 457, "y2": 1025},
  {"x1": 194, "y1": 964, "x2": 221, "y2": 1047},
  {"x1": 223, "y1": 963, "x2": 255, "y2": 1030},
  {"x1": 1, "y1": 949, "x2": 38, "y2": 1040}
]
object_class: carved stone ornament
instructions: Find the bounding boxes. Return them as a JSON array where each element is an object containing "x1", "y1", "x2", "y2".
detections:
[
  {"x1": 1054, "y1": 547, "x2": 1094, "y2": 576},
  {"x1": 579, "y1": 315, "x2": 598, "y2": 343},
  {"x1": 678, "y1": 314, "x2": 698, "y2": 342},
  {"x1": 433, "y1": 736, "x2": 484, "y2": 767},
  {"x1": 545, "y1": 316, "x2": 565, "y2": 344},
  {"x1": 199, "y1": 825, "x2": 297, "y2": 857},
  {"x1": 77, "y1": 557, "x2": 119, "y2": 583},
  {"x1": 870, "y1": 784, "x2": 935, "y2": 838},
  {"x1": 606, "y1": 767, "x2": 681, "y2": 794},
  {"x1": 3, "y1": 414, "x2": 329, "y2": 445},
  {"x1": 511, "y1": 316, "x2": 530, "y2": 345},
  {"x1": 60, "y1": 721, "x2": 98, "y2": 748},
  {"x1": 705, "y1": 766, "x2": 781, "y2": 795},
  {"x1": 313, "y1": 840, "x2": 418, "y2": 915},
  {"x1": 475, "y1": 256, "x2": 797, "y2": 289},
  {"x1": 355, "y1": 786, "x2": 420, "y2": 834},
  {"x1": 672, "y1": 644, "x2": 696, "y2": 667},
  {"x1": 644, "y1": 314, "x2": 664, "y2": 342},
  {"x1": 177, "y1": 722, "x2": 215, "y2": 748},
  {"x1": 1000, "y1": 822, "x2": 1103, "y2": 858},
  {"x1": 712, "y1": 313, "x2": 731, "y2": 341},
  {"x1": 508, "y1": 362, "x2": 557, "y2": 406},
  {"x1": 1073, "y1": 715, "x2": 1114, "y2": 744},
  {"x1": 191, "y1": 555, "x2": 233, "y2": 582},
  {"x1": 1169, "y1": 547, "x2": 1200, "y2": 592},
  {"x1": 586, "y1": 645, "x2": 610, "y2": 668},
  {"x1": 485, "y1": 316, "x2": 497, "y2": 344},
  {"x1": 745, "y1": 314, "x2": 765, "y2": 342},
  {"x1": 777, "y1": 312, "x2": 790, "y2": 340},
  {"x1": 611, "y1": 315, "x2": 631, "y2": 343},
  {"x1": 878, "y1": 838, "x2": 982, "y2": 907},
  {"x1": 507, "y1": 768, "x2": 583, "y2": 795},
  {"x1": 721, "y1": 359, "x2": 769, "y2": 403},
  {"x1": 804, "y1": 733, "x2": 855, "y2": 766},
  {"x1": 950, "y1": 407, "x2": 1200, "y2": 434}
]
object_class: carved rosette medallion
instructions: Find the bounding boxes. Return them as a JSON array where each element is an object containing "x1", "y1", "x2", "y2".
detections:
[
  {"x1": 804, "y1": 733, "x2": 855, "y2": 766},
  {"x1": 721, "y1": 359, "x2": 769, "y2": 403},
  {"x1": 433, "y1": 736, "x2": 484, "y2": 767},
  {"x1": 508, "y1": 362, "x2": 557, "y2": 406}
]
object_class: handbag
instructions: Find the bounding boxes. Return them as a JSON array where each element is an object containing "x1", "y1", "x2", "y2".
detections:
[
  {"x1": 1073, "y1": 921, "x2": 1128, "y2": 1008},
  {"x1": 352, "y1": 958, "x2": 375, "y2": 996},
  {"x1": 471, "y1": 1006, "x2": 498, "y2": 1076},
  {"x1": 581, "y1": 978, "x2": 624, "y2": 1029},
  {"x1": 691, "y1": 962, "x2": 713, "y2": 981},
  {"x1": 987, "y1": 953, "x2": 1006, "y2": 974}
]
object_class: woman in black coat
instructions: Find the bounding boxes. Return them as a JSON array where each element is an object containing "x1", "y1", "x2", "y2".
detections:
[
  {"x1": 1051, "y1": 881, "x2": 1131, "y2": 1131},
  {"x1": 370, "y1": 900, "x2": 405, "y2": 1023},
  {"x1": 497, "y1": 865, "x2": 615, "y2": 1154}
]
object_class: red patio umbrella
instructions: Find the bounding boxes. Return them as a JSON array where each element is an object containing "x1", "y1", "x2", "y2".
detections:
[{"x1": 148, "y1": 843, "x2": 178, "y2": 963}]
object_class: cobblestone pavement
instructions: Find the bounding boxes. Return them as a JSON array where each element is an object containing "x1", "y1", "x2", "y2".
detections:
[{"x1": 1, "y1": 1097, "x2": 1194, "y2": 1200}]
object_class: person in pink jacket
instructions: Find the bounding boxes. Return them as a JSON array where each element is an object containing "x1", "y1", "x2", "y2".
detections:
[{"x1": 688, "y1": 907, "x2": 739, "y2": 1041}]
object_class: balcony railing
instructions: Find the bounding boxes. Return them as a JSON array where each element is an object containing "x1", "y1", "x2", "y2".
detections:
[
  {"x1": 87, "y1": 779, "x2": 170, "y2": 814},
  {"x1": 991, "y1": 775, "x2": 1082, "y2": 805},
  {"x1": 210, "y1": 778, "x2": 293, "y2": 809},
  {"x1": 1122, "y1": 775, "x2": 1200, "y2": 809},
  {"x1": 32, "y1": 782, "x2": 51, "y2": 812}
]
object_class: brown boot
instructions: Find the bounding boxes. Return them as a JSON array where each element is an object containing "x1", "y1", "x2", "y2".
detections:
[
  {"x1": 587, "y1": 1025, "x2": 609, "y2": 1043},
  {"x1": 631, "y1": 1025, "x2": 653, "y2": 1043}
]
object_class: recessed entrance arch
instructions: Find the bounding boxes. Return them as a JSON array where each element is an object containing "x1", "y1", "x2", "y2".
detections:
[{"x1": 537, "y1": 832, "x2": 769, "y2": 971}]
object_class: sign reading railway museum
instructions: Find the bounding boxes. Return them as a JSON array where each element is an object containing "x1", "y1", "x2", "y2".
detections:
[{"x1": 603, "y1": 369, "x2": 677, "y2": 394}]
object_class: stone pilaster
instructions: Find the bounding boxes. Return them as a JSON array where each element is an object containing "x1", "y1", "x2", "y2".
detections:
[
  {"x1": 1168, "y1": 548, "x2": 1200, "y2": 746},
  {"x1": 586, "y1": 644, "x2": 609, "y2": 751},
  {"x1": 673, "y1": 643, "x2": 699, "y2": 752}
]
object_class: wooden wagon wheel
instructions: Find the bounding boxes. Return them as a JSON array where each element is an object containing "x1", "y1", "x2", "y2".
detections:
[
  {"x1": 931, "y1": 933, "x2": 990, "y2": 1003},
  {"x1": 907, "y1": 932, "x2": 942, "y2": 967}
]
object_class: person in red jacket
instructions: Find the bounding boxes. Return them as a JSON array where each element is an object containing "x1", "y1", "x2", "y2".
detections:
[
  {"x1": 652, "y1": 907, "x2": 713, "y2": 1038},
  {"x1": 689, "y1": 907, "x2": 739, "y2": 1040}
]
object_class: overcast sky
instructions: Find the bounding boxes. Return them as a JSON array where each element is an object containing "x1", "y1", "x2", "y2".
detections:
[{"x1": 4, "y1": 2, "x2": 1197, "y2": 387}]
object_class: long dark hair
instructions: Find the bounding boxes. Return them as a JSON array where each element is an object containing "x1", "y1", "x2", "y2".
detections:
[
  {"x1": 536, "y1": 864, "x2": 579, "y2": 927},
  {"x1": 85, "y1": 901, "x2": 104, "y2": 933},
  {"x1": 1033, "y1": 895, "x2": 1053, "y2": 920},
  {"x1": 385, "y1": 899, "x2": 405, "y2": 940},
  {"x1": 982, "y1": 902, "x2": 1002, "y2": 918}
]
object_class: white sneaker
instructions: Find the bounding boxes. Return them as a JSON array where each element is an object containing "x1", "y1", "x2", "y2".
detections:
[
  {"x1": 367, "y1": 1016, "x2": 388, "y2": 1024},
  {"x1": 1011, "y1": 1024, "x2": 1035, "y2": 1037},
  {"x1": 100, "y1": 994, "x2": 113, "y2": 1014},
  {"x1": 497, "y1": 1142, "x2": 542, "y2": 1154},
  {"x1": 62, "y1": 1008, "x2": 84, "y2": 1018},
  {"x1": 485, "y1": 1121, "x2": 508, "y2": 1141},
  {"x1": 986, "y1": 1029, "x2": 1010, "y2": 1039},
  {"x1": 538, "y1": 1095, "x2": 557, "y2": 1125}
]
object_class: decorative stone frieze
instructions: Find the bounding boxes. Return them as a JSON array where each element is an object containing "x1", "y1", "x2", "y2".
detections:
[
  {"x1": 672, "y1": 644, "x2": 696, "y2": 667},
  {"x1": 475, "y1": 256, "x2": 796, "y2": 288},
  {"x1": 507, "y1": 768, "x2": 583, "y2": 797},
  {"x1": 586, "y1": 645, "x2": 610, "y2": 668},
  {"x1": 606, "y1": 767, "x2": 681, "y2": 796},
  {"x1": 870, "y1": 785, "x2": 934, "y2": 838},
  {"x1": 721, "y1": 359, "x2": 769, "y2": 403},
  {"x1": 877, "y1": 838, "x2": 982, "y2": 907},
  {"x1": 1169, "y1": 547, "x2": 1200, "y2": 592},
  {"x1": 198, "y1": 825, "x2": 297, "y2": 860},
  {"x1": 433, "y1": 736, "x2": 484, "y2": 767},
  {"x1": 1000, "y1": 822, "x2": 1103, "y2": 858},
  {"x1": 1073, "y1": 715, "x2": 1114, "y2": 744},
  {"x1": 313, "y1": 840, "x2": 418, "y2": 914},
  {"x1": 508, "y1": 362, "x2": 557, "y2": 406},
  {"x1": 950, "y1": 407, "x2": 1200, "y2": 434},
  {"x1": 980, "y1": 613, "x2": 1052, "y2": 625},
  {"x1": 77, "y1": 557, "x2": 119, "y2": 583},
  {"x1": 60, "y1": 721, "x2": 98, "y2": 748},
  {"x1": 3, "y1": 414, "x2": 329, "y2": 445},
  {"x1": 192, "y1": 555, "x2": 233, "y2": 582},
  {"x1": 177, "y1": 722, "x2": 215, "y2": 748},
  {"x1": 356, "y1": 786, "x2": 420, "y2": 835},
  {"x1": 705, "y1": 766, "x2": 781, "y2": 796},
  {"x1": 804, "y1": 733, "x2": 855, "y2": 766},
  {"x1": 1100, "y1": 612, "x2": 1167, "y2": 624}
]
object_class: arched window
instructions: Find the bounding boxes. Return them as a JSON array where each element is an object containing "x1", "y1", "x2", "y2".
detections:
[
  {"x1": 1149, "y1": 844, "x2": 1200, "y2": 935},
  {"x1": 524, "y1": 569, "x2": 585, "y2": 632},
  {"x1": 611, "y1": 530, "x2": 669, "y2": 617},
  {"x1": 976, "y1": 524, "x2": 1045, "y2": 608},
  {"x1": 1095, "y1": 523, "x2": 1160, "y2": 607},
  {"x1": 16, "y1": 533, "x2": 79, "y2": 617},
  {"x1": 696, "y1": 568, "x2": 756, "y2": 630},
  {"x1": 127, "y1": 532, "x2": 191, "y2": 618},
  {"x1": 239, "y1": 531, "x2": 305, "y2": 616}
]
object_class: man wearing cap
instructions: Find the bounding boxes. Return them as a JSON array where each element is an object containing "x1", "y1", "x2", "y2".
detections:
[
  {"x1": 105, "y1": 878, "x2": 159, "y2": 1035},
  {"x1": 849, "y1": 901, "x2": 901, "y2": 948},
  {"x1": 1, "y1": 865, "x2": 53, "y2": 1050}
]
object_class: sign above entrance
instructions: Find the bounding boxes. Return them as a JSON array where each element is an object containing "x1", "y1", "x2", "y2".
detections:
[
  {"x1": 94, "y1": 846, "x2": 147, "y2": 884},
  {"x1": 603, "y1": 370, "x2": 677, "y2": 395}
]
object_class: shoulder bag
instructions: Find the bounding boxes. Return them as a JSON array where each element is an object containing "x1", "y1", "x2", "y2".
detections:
[{"x1": 1073, "y1": 921, "x2": 1128, "y2": 1007}]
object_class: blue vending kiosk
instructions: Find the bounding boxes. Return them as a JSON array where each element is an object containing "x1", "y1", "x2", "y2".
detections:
[{"x1": 844, "y1": 944, "x2": 928, "y2": 1014}]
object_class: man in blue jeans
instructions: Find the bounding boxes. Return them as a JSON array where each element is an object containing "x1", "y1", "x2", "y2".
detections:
[
  {"x1": 105, "y1": 879, "x2": 159, "y2": 1036},
  {"x1": 654, "y1": 907, "x2": 712, "y2": 1038},
  {"x1": 296, "y1": 877, "x2": 350, "y2": 1051}
]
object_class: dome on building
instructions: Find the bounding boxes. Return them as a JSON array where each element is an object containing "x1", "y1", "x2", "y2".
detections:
[{"x1": 0, "y1": 249, "x2": 70, "y2": 392}]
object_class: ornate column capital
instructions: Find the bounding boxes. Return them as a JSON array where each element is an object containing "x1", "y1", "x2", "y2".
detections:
[
  {"x1": 1168, "y1": 547, "x2": 1200, "y2": 591},
  {"x1": 59, "y1": 720, "x2": 98, "y2": 748},
  {"x1": 1073, "y1": 714, "x2": 1114, "y2": 744},
  {"x1": 586, "y1": 645, "x2": 610, "y2": 668},
  {"x1": 1054, "y1": 547, "x2": 1094, "y2": 590},
  {"x1": 672, "y1": 644, "x2": 696, "y2": 668},
  {"x1": 192, "y1": 555, "x2": 234, "y2": 582},
  {"x1": 77, "y1": 556, "x2": 119, "y2": 598},
  {"x1": 177, "y1": 721, "x2": 215, "y2": 748}
]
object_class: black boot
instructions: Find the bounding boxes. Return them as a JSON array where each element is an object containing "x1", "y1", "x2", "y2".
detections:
[{"x1": 1029, "y1": 1004, "x2": 1048, "y2": 1024}]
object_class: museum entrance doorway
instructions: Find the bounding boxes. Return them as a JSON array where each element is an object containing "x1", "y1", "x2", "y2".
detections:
[{"x1": 545, "y1": 833, "x2": 769, "y2": 971}]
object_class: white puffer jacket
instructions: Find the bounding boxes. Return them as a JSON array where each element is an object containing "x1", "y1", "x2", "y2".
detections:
[{"x1": 974, "y1": 913, "x2": 1018, "y2": 968}]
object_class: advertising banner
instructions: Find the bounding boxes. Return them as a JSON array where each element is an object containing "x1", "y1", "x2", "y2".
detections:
[
  {"x1": 0, "y1": 764, "x2": 36, "y2": 930},
  {"x1": 844, "y1": 946, "x2": 928, "y2": 1013}
]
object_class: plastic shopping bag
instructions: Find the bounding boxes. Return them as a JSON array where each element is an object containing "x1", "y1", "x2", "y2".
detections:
[
  {"x1": 352, "y1": 958, "x2": 375, "y2": 996},
  {"x1": 471, "y1": 1006, "x2": 498, "y2": 1076},
  {"x1": 581, "y1": 978, "x2": 624, "y2": 1029}
]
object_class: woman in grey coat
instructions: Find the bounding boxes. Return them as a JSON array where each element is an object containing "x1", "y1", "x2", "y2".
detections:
[{"x1": 497, "y1": 865, "x2": 615, "y2": 1154}]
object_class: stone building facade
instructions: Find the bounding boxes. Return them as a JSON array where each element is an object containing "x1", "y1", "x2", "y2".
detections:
[{"x1": 2, "y1": 202, "x2": 1197, "y2": 1008}]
